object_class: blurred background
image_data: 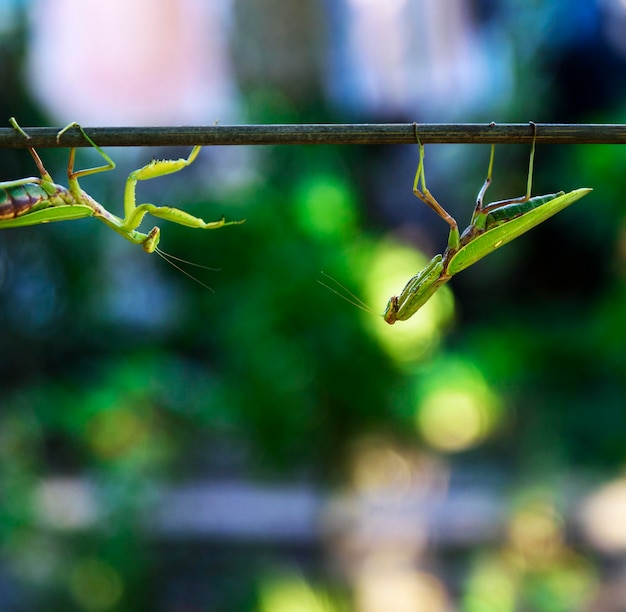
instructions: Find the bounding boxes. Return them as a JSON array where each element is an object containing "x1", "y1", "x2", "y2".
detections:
[{"x1": 0, "y1": 0, "x2": 625, "y2": 610}]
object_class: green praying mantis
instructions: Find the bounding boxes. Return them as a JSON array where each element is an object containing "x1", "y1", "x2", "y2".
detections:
[
  {"x1": 383, "y1": 122, "x2": 592, "y2": 324},
  {"x1": 0, "y1": 118, "x2": 243, "y2": 256}
]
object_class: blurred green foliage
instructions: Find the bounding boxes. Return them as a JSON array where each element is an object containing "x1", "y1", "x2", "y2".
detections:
[{"x1": 2, "y1": 1, "x2": 626, "y2": 609}]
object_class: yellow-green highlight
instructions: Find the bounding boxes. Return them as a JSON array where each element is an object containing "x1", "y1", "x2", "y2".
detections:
[{"x1": 414, "y1": 358, "x2": 502, "y2": 452}]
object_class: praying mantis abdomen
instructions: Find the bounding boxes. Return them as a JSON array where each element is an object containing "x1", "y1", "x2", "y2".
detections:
[{"x1": 0, "y1": 181, "x2": 72, "y2": 220}]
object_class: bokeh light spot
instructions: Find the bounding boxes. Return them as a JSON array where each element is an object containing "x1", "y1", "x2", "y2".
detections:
[
  {"x1": 294, "y1": 175, "x2": 358, "y2": 240},
  {"x1": 507, "y1": 500, "x2": 564, "y2": 565},
  {"x1": 463, "y1": 556, "x2": 516, "y2": 612},
  {"x1": 258, "y1": 571, "x2": 336, "y2": 612},
  {"x1": 416, "y1": 359, "x2": 501, "y2": 452},
  {"x1": 69, "y1": 558, "x2": 124, "y2": 611},
  {"x1": 580, "y1": 478, "x2": 626, "y2": 553},
  {"x1": 355, "y1": 567, "x2": 448, "y2": 612},
  {"x1": 87, "y1": 407, "x2": 149, "y2": 460}
]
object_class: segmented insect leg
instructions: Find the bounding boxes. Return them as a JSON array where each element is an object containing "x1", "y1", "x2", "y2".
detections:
[
  {"x1": 56, "y1": 123, "x2": 116, "y2": 201},
  {"x1": 412, "y1": 123, "x2": 460, "y2": 248},
  {"x1": 479, "y1": 121, "x2": 538, "y2": 217},
  {"x1": 9, "y1": 117, "x2": 54, "y2": 182}
]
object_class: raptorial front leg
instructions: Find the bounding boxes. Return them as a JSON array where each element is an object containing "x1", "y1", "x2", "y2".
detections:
[
  {"x1": 128, "y1": 203, "x2": 244, "y2": 233},
  {"x1": 122, "y1": 146, "x2": 202, "y2": 220},
  {"x1": 116, "y1": 147, "x2": 244, "y2": 252}
]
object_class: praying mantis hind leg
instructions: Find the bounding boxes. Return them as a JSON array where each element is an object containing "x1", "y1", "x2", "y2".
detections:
[
  {"x1": 10, "y1": 118, "x2": 115, "y2": 188},
  {"x1": 523, "y1": 120, "x2": 537, "y2": 200},
  {"x1": 472, "y1": 142, "x2": 496, "y2": 218},
  {"x1": 9, "y1": 117, "x2": 55, "y2": 182},
  {"x1": 412, "y1": 122, "x2": 460, "y2": 250},
  {"x1": 56, "y1": 122, "x2": 116, "y2": 188},
  {"x1": 475, "y1": 121, "x2": 538, "y2": 219}
]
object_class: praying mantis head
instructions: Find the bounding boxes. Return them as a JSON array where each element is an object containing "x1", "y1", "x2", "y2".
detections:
[{"x1": 141, "y1": 226, "x2": 161, "y2": 253}]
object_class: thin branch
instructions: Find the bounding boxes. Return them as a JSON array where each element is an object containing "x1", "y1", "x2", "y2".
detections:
[{"x1": 0, "y1": 123, "x2": 625, "y2": 148}]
